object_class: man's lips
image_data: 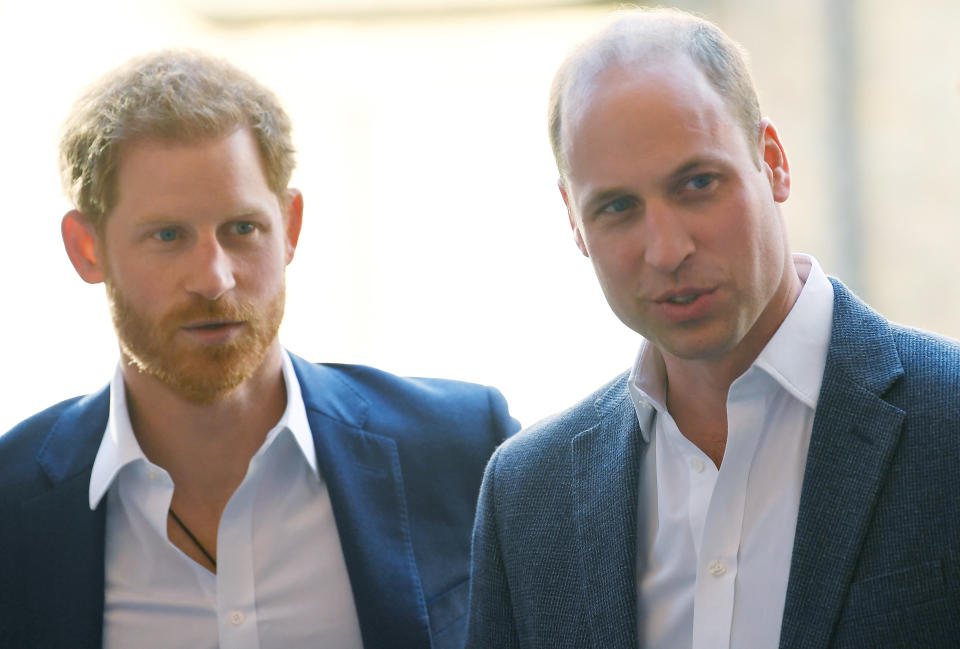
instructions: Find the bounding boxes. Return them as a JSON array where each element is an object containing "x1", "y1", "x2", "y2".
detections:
[
  {"x1": 179, "y1": 320, "x2": 245, "y2": 342},
  {"x1": 652, "y1": 286, "x2": 716, "y2": 304},
  {"x1": 650, "y1": 287, "x2": 719, "y2": 322},
  {"x1": 181, "y1": 319, "x2": 243, "y2": 330}
]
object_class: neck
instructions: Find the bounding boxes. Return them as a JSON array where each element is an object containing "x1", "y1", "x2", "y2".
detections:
[
  {"x1": 662, "y1": 259, "x2": 803, "y2": 466},
  {"x1": 121, "y1": 341, "x2": 287, "y2": 510}
]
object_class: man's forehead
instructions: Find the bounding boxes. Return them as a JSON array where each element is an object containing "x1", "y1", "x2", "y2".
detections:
[
  {"x1": 114, "y1": 127, "x2": 268, "y2": 183},
  {"x1": 105, "y1": 127, "x2": 281, "y2": 222},
  {"x1": 562, "y1": 55, "x2": 726, "y2": 157},
  {"x1": 116, "y1": 123, "x2": 247, "y2": 159},
  {"x1": 564, "y1": 56, "x2": 706, "y2": 140}
]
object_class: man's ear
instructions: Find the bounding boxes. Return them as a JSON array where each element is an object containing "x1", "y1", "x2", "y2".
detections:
[
  {"x1": 283, "y1": 189, "x2": 304, "y2": 265},
  {"x1": 758, "y1": 118, "x2": 790, "y2": 203},
  {"x1": 559, "y1": 180, "x2": 589, "y2": 258},
  {"x1": 62, "y1": 210, "x2": 106, "y2": 284}
]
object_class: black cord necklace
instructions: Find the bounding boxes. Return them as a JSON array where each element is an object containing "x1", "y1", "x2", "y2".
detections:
[{"x1": 168, "y1": 509, "x2": 217, "y2": 569}]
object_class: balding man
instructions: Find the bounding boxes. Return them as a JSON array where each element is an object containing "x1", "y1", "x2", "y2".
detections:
[{"x1": 466, "y1": 8, "x2": 959, "y2": 649}]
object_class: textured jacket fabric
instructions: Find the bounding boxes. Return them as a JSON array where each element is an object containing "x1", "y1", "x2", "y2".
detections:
[
  {"x1": 0, "y1": 354, "x2": 519, "y2": 649},
  {"x1": 466, "y1": 280, "x2": 960, "y2": 649}
]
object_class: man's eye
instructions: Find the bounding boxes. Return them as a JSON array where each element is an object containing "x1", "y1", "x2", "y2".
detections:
[
  {"x1": 234, "y1": 222, "x2": 255, "y2": 235},
  {"x1": 154, "y1": 228, "x2": 179, "y2": 242},
  {"x1": 601, "y1": 197, "x2": 636, "y2": 214},
  {"x1": 685, "y1": 174, "x2": 715, "y2": 191}
]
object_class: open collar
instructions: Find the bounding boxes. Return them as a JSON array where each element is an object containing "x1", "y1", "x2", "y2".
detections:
[
  {"x1": 627, "y1": 254, "x2": 834, "y2": 440},
  {"x1": 88, "y1": 350, "x2": 316, "y2": 510}
]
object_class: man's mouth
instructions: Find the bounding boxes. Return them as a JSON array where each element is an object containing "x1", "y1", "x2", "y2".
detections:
[
  {"x1": 656, "y1": 287, "x2": 713, "y2": 304},
  {"x1": 182, "y1": 320, "x2": 242, "y2": 331},
  {"x1": 665, "y1": 293, "x2": 699, "y2": 305},
  {"x1": 652, "y1": 287, "x2": 719, "y2": 322}
]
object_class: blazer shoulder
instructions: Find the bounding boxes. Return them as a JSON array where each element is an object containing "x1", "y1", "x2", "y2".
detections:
[
  {"x1": 1, "y1": 394, "x2": 89, "y2": 459},
  {"x1": 829, "y1": 280, "x2": 960, "y2": 415},
  {"x1": 891, "y1": 324, "x2": 960, "y2": 370},
  {"x1": 828, "y1": 279, "x2": 959, "y2": 395},
  {"x1": 326, "y1": 361, "x2": 506, "y2": 410},
  {"x1": 0, "y1": 394, "x2": 91, "y2": 495},
  {"x1": 888, "y1": 324, "x2": 960, "y2": 404},
  {"x1": 292, "y1": 356, "x2": 520, "y2": 447},
  {"x1": 494, "y1": 370, "x2": 631, "y2": 476}
]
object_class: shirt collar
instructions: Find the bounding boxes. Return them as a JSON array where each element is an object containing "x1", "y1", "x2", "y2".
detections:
[
  {"x1": 628, "y1": 253, "x2": 834, "y2": 441},
  {"x1": 751, "y1": 254, "x2": 834, "y2": 409},
  {"x1": 627, "y1": 342, "x2": 667, "y2": 443},
  {"x1": 88, "y1": 349, "x2": 317, "y2": 510},
  {"x1": 269, "y1": 350, "x2": 318, "y2": 475},
  {"x1": 88, "y1": 362, "x2": 147, "y2": 509}
]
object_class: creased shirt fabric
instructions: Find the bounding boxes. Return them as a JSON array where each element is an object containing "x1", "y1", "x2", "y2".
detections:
[
  {"x1": 629, "y1": 254, "x2": 834, "y2": 649},
  {"x1": 88, "y1": 350, "x2": 363, "y2": 649}
]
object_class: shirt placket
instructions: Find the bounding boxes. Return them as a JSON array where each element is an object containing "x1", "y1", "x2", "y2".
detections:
[
  {"x1": 216, "y1": 453, "x2": 266, "y2": 649},
  {"x1": 691, "y1": 370, "x2": 767, "y2": 649}
]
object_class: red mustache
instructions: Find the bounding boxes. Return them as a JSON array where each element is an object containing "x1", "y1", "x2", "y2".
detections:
[{"x1": 160, "y1": 298, "x2": 258, "y2": 331}]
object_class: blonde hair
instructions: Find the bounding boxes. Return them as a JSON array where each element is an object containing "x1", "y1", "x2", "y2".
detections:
[
  {"x1": 548, "y1": 7, "x2": 761, "y2": 180},
  {"x1": 59, "y1": 49, "x2": 295, "y2": 228}
]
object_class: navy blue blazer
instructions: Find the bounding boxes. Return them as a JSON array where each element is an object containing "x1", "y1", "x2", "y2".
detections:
[
  {"x1": 0, "y1": 354, "x2": 518, "y2": 649},
  {"x1": 466, "y1": 280, "x2": 960, "y2": 649}
]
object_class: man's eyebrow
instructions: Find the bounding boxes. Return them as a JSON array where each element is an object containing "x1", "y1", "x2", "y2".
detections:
[
  {"x1": 131, "y1": 207, "x2": 270, "y2": 224},
  {"x1": 667, "y1": 157, "x2": 716, "y2": 180},
  {"x1": 223, "y1": 213, "x2": 267, "y2": 224}
]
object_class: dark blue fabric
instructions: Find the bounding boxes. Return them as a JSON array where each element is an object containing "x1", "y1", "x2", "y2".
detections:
[
  {"x1": 0, "y1": 354, "x2": 518, "y2": 649},
  {"x1": 465, "y1": 279, "x2": 960, "y2": 649}
]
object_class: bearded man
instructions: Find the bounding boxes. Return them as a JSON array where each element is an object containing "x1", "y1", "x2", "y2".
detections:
[{"x1": 0, "y1": 50, "x2": 517, "y2": 649}]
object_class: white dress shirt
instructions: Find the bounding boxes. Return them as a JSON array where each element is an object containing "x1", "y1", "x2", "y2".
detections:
[
  {"x1": 89, "y1": 351, "x2": 364, "y2": 649},
  {"x1": 629, "y1": 254, "x2": 834, "y2": 649}
]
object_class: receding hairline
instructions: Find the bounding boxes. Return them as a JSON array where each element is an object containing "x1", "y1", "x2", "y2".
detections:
[{"x1": 548, "y1": 8, "x2": 762, "y2": 181}]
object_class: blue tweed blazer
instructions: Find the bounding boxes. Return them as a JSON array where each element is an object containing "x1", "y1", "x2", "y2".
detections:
[
  {"x1": 466, "y1": 280, "x2": 960, "y2": 649},
  {"x1": 0, "y1": 354, "x2": 519, "y2": 649}
]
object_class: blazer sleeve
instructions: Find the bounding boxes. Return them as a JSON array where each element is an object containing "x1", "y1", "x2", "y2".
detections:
[
  {"x1": 465, "y1": 447, "x2": 521, "y2": 649},
  {"x1": 488, "y1": 385, "x2": 521, "y2": 445}
]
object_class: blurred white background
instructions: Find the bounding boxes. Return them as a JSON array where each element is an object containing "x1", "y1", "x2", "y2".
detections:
[{"x1": 2, "y1": 0, "x2": 959, "y2": 433}]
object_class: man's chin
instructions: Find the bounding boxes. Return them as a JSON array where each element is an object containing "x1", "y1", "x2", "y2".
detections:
[
  {"x1": 166, "y1": 375, "x2": 247, "y2": 405},
  {"x1": 644, "y1": 322, "x2": 742, "y2": 363},
  {"x1": 122, "y1": 343, "x2": 269, "y2": 404}
]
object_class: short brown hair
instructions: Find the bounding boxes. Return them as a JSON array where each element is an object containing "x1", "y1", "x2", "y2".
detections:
[
  {"x1": 59, "y1": 49, "x2": 296, "y2": 229},
  {"x1": 548, "y1": 7, "x2": 762, "y2": 180}
]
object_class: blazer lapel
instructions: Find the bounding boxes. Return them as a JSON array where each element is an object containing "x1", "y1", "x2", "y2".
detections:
[
  {"x1": 293, "y1": 357, "x2": 431, "y2": 649},
  {"x1": 21, "y1": 389, "x2": 109, "y2": 648},
  {"x1": 571, "y1": 377, "x2": 643, "y2": 649},
  {"x1": 779, "y1": 281, "x2": 906, "y2": 649}
]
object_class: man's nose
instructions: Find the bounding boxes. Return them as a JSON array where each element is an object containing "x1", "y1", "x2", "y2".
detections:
[
  {"x1": 642, "y1": 203, "x2": 695, "y2": 273},
  {"x1": 184, "y1": 234, "x2": 236, "y2": 301}
]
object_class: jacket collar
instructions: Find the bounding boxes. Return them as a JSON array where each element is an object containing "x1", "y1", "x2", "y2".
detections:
[
  {"x1": 88, "y1": 352, "x2": 320, "y2": 510},
  {"x1": 779, "y1": 279, "x2": 905, "y2": 649},
  {"x1": 290, "y1": 354, "x2": 432, "y2": 649},
  {"x1": 25, "y1": 387, "x2": 109, "y2": 648},
  {"x1": 37, "y1": 386, "x2": 110, "y2": 485},
  {"x1": 570, "y1": 373, "x2": 642, "y2": 649}
]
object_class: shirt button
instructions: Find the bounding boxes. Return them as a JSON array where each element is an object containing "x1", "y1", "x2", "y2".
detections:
[
  {"x1": 689, "y1": 457, "x2": 705, "y2": 473},
  {"x1": 229, "y1": 610, "x2": 245, "y2": 625},
  {"x1": 147, "y1": 468, "x2": 160, "y2": 482},
  {"x1": 708, "y1": 559, "x2": 727, "y2": 577}
]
